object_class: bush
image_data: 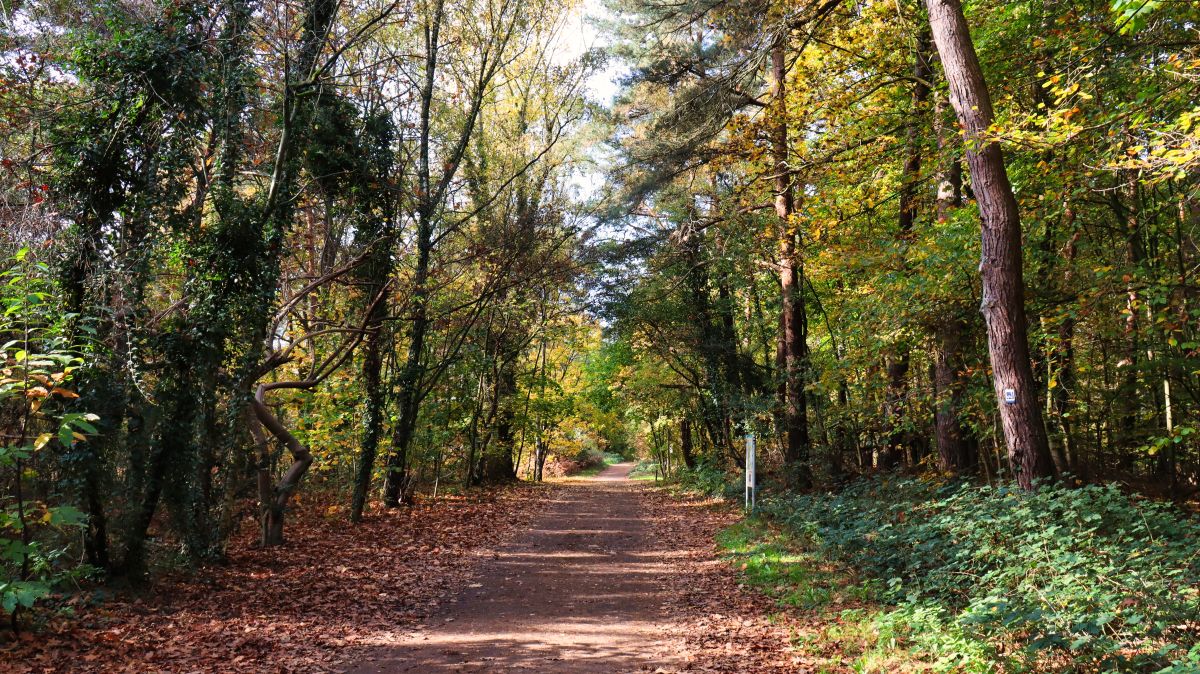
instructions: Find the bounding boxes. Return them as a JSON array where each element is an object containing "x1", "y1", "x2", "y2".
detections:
[
  {"x1": 542, "y1": 448, "x2": 607, "y2": 477},
  {"x1": 761, "y1": 477, "x2": 1200, "y2": 671},
  {"x1": 1, "y1": 253, "x2": 95, "y2": 626},
  {"x1": 674, "y1": 463, "x2": 740, "y2": 499}
]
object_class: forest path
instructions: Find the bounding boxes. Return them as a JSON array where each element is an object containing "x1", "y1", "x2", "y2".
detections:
[{"x1": 345, "y1": 462, "x2": 683, "y2": 673}]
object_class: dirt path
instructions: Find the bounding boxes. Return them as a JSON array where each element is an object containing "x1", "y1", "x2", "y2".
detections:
[{"x1": 346, "y1": 463, "x2": 683, "y2": 673}]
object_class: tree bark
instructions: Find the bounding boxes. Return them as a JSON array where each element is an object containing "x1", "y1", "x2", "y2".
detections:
[
  {"x1": 679, "y1": 418, "x2": 697, "y2": 470},
  {"x1": 1049, "y1": 208, "x2": 1080, "y2": 475},
  {"x1": 924, "y1": 0, "x2": 1055, "y2": 489},
  {"x1": 382, "y1": 0, "x2": 444, "y2": 505},
  {"x1": 680, "y1": 221, "x2": 738, "y2": 464},
  {"x1": 250, "y1": 384, "x2": 316, "y2": 547},
  {"x1": 350, "y1": 304, "x2": 386, "y2": 522},
  {"x1": 881, "y1": 28, "x2": 934, "y2": 470},
  {"x1": 771, "y1": 39, "x2": 810, "y2": 486},
  {"x1": 930, "y1": 88, "x2": 973, "y2": 472},
  {"x1": 933, "y1": 319, "x2": 970, "y2": 470}
]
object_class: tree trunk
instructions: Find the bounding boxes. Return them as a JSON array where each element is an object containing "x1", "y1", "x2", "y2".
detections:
[
  {"x1": 382, "y1": 3, "x2": 444, "y2": 505},
  {"x1": 771, "y1": 39, "x2": 810, "y2": 486},
  {"x1": 350, "y1": 309, "x2": 386, "y2": 522},
  {"x1": 933, "y1": 319, "x2": 970, "y2": 470},
  {"x1": 250, "y1": 384, "x2": 316, "y2": 547},
  {"x1": 881, "y1": 354, "x2": 911, "y2": 469},
  {"x1": 381, "y1": 293, "x2": 427, "y2": 505},
  {"x1": 680, "y1": 221, "x2": 738, "y2": 465},
  {"x1": 924, "y1": 0, "x2": 1054, "y2": 489},
  {"x1": 481, "y1": 350, "x2": 519, "y2": 483},
  {"x1": 881, "y1": 29, "x2": 933, "y2": 470},
  {"x1": 534, "y1": 438, "x2": 549, "y2": 482},
  {"x1": 930, "y1": 88, "x2": 973, "y2": 472},
  {"x1": 679, "y1": 418, "x2": 696, "y2": 470}
]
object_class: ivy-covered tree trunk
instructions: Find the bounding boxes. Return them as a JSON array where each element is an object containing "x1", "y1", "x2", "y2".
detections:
[
  {"x1": 351, "y1": 295, "x2": 388, "y2": 522},
  {"x1": 350, "y1": 118, "x2": 398, "y2": 522},
  {"x1": 382, "y1": 287, "x2": 427, "y2": 506},
  {"x1": 381, "y1": 190, "x2": 432, "y2": 506},
  {"x1": 925, "y1": 0, "x2": 1055, "y2": 489}
]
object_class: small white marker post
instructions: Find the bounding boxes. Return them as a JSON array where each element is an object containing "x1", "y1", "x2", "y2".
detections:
[{"x1": 744, "y1": 433, "x2": 756, "y2": 512}]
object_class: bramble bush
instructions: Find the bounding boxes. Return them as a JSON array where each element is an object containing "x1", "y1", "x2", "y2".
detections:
[{"x1": 762, "y1": 477, "x2": 1200, "y2": 671}]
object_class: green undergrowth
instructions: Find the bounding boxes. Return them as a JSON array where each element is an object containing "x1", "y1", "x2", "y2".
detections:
[
  {"x1": 718, "y1": 518, "x2": 995, "y2": 673},
  {"x1": 629, "y1": 460, "x2": 663, "y2": 480},
  {"x1": 721, "y1": 477, "x2": 1200, "y2": 673},
  {"x1": 671, "y1": 463, "x2": 741, "y2": 499},
  {"x1": 572, "y1": 450, "x2": 626, "y2": 477}
]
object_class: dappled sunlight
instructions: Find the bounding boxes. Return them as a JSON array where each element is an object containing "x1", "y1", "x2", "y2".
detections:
[{"x1": 347, "y1": 463, "x2": 684, "y2": 673}]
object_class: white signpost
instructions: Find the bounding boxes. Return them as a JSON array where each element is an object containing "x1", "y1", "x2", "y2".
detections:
[{"x1": 744, "y1": 434, "x2": 756, "y2": 512}]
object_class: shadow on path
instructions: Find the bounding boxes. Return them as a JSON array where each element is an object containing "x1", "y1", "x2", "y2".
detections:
[{"x1": 346, "y1": 462, "x2": 681, "y2": 673}]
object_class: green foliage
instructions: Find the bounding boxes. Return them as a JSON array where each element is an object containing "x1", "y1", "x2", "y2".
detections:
[
  {"x1": 0, "y1": 252, "x2": 94, "y2": 623},
  {"x1": 1111, "y1": 0, "x2": 1163, "y2": 34},
  {"x1": 760, "y1": 478, "x2": 1200, "y2": 671},
  {"x1": 673, "y1": 463, "x2": 740, "y2": 500},
  {"x1": 717, "y1": 518, "x2": 998, "y2": 672}
]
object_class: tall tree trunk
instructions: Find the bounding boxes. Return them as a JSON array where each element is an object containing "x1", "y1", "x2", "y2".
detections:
[
  {"x1": 382, "y1": 2, "x2": 444, "y2": 506},
  {"x1": 381, "y1": 280, "x2": 428, "y2": 505},
  {"x1": 350, "y1": 151, "x2": 396, "y2": 521},
  {"x1": 771, "y1": 39, "x2": 810, "y2": 486},
  {"x1": 1050, "y1": 211, "x2": 1080, "y2": 475},
  {"x1": 680, "y1": 221, "x2": 738, "y2": 464},
  {"x1": 924, "y1": 0, "x2": 1054, "y2": 489},
  {"x1": 679, "y1": 418, "x2": 697, "y2": 470},
  {"x1": 930, "y1": 89, "x2": 973, "y2": 472},
  {"x1": 881, "y1": 28, "x2": 934, "y2": 470},
  {"x1": 1110, "y1": 184, "x2": 1145, "y2": 467},
  {"x1": 350, "y1": 303, "x2": 387, "y2": 522}
]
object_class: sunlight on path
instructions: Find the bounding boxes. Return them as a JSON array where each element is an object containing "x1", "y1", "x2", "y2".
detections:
[{"x1": 346, "y1": 463, "x2": 682, "y2": 673}]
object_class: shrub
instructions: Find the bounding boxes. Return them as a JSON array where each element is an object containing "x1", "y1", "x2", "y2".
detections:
[
  {"x1": 1, "y1": 252, "x2": 95, "y2": 628},
  {"x1": 674, "y1": 462, "x2": 740, "y2": 499},
  {"x1": 542, "y1": 448, "x2": 607, "y2": 477},
  {"x1": 762, "y1": 477, "x2": 1200, "y2": 671}
]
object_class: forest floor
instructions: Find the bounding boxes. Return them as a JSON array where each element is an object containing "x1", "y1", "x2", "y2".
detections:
[
  {"x1": 2, "y1": 484, "x2": 557, "y2": 673},
  {"x1": 5, "y1": 465, "x2": 813, "y2": 674}
]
